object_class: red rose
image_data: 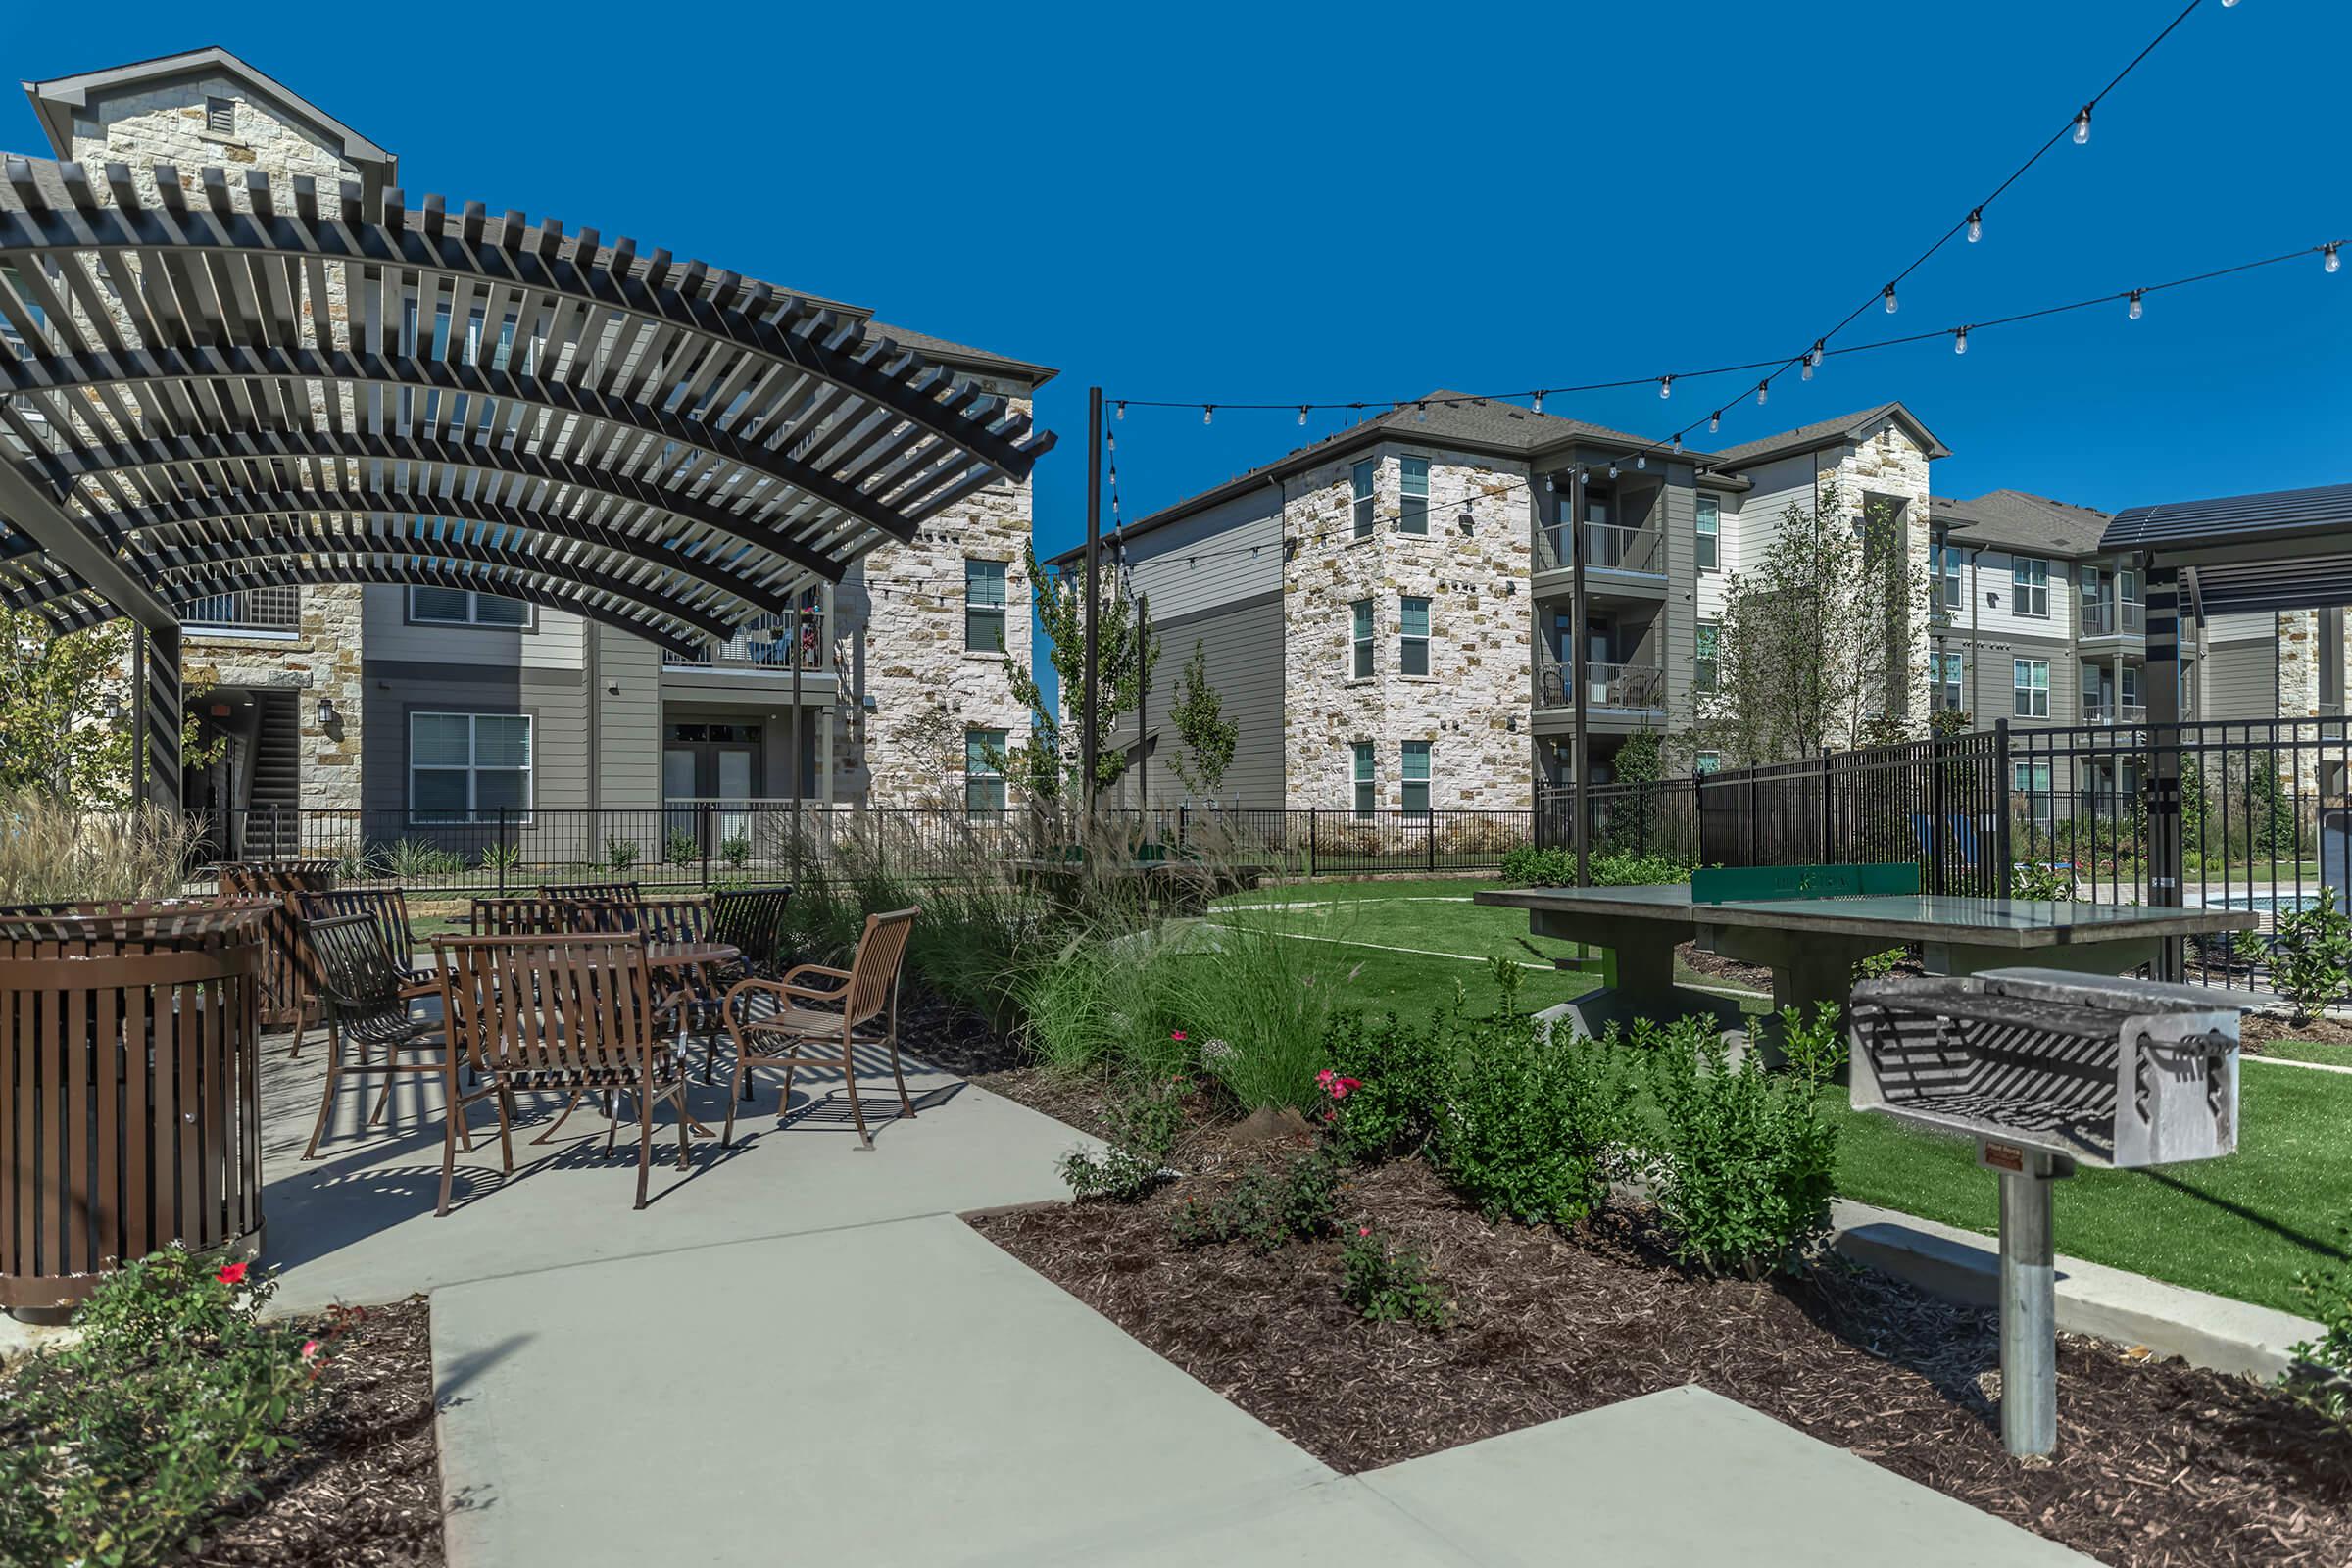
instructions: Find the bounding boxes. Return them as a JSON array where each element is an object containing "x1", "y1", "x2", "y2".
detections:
[{"x1": 217, "y1": 1261, "x2": 249, "y2": 1286}]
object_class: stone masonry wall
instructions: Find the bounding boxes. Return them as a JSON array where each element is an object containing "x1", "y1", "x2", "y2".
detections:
[
  {"x1": 1826, "y1": 421, "x2": 1936, "y2": 735},
  {"x1": 1281, "y1": 449, "x2": 1534, "y2": 811},
  {"x1": 833, "y1": 401, "x2": 1036, "y2": 808},
  {"x1": 72, "y1": 78, "x2": 369, "y2": 812}
]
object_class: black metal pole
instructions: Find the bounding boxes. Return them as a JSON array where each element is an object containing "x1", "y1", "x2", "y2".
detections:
[
  {"x1": 1082, "y1": 386, "x2": 1102, "y2": 821},
  {"x1": 1570, "y1": 467, "x2": 1590, "y2": 887},
  {"x1": 790, "y1": 603, "x2": 806, "y2": 882}
]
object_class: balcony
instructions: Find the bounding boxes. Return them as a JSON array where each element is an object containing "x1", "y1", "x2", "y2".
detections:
[
  {"x1": 1537, "y1": 657, "x2": 1665, "y2": 713},
  {"x1": 662, "y1": 612, "x2": 829, "y2": 675},
  {"x1": 2079, "y1": 600, "x2": 2145, "y2": 639},
  {"x1": 1535, "y1": 521, "x2": 1665, "y2": 595},
  {"x1": 2082, "y1": 701, "x2": 2147, "y2": 725},
  {"x1": 180, "y1": 586, "x2": 300, "y2": 636}
]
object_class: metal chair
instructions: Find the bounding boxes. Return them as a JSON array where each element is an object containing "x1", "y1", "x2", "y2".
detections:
[
  {"x1": 435, "y1": 933, "x2": 694, "y2": 1213},
  {"x1": 539, "y1": 880, "x2": 643, "y2": 906},
  {"x1": 220, "y1": 858, "x2": 338, "y2": 1055},
  {"x1": 468, "y1": 895, "x2": 576, "y2": 936},
  {"x1": 296, "y1": 887, "x2": 432, "y2": 993},
  {"x1": 722, "y1": 907, "x2": 918, "y2": 1150},
  {"x1": 710, "y1": 884, "x2": 794, "y2": 978},
  {"x1": 297, "y1": 913, "x2": 457, "y2": 1161}
]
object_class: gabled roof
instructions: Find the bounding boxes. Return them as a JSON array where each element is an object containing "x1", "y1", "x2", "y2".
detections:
[
  {"x1": 23, "y1": 47, "x2": 397, "y2": 184},
  {"x1": 1053, "y1": 391, "x2": 1707, "y2": 563},
  {"x1": 1933, "y1": 490, "x2": 2113, "y2": 558},
  {"x1": 1702, "y1": 401, "x2": 1951, "y2": 468}
]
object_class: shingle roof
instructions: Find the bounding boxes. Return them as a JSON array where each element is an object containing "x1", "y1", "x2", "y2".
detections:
[
  {"x1": 1054, "y1": 391, "x2": 1704, "y2": 563},
  {"x1": 1702, "y1": 401, "x2": 1951, "y2": 467},
  {"x1": 1933, "y1": 490, "x2": 2113, "y2": 557}
]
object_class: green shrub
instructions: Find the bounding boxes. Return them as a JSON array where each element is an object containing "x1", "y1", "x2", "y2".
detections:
[
  {"x1": 477, "y1": 839, "x2": 523, "y2": 877},
  {"x1": 604, "y1": 835, "x2": 641, "y2": 873},
  {"x1": 1641, "y1": 1010, "x2": 1839, "y2": 1278},
  {"x1": 1321, "y1": 1010, "x2": 1450, "y2": 1162},
  {"x1": 1058, "y1": 1078, "x2": 1188, "y2": 1202},
  {"x1": 1433, "y1": 1015, "x2": 1630, "y2": 1225},
  {"x1": 0, "y1": 1248, "x2": 346, "y2": 1566},
  {"x1": 2010, "y1": 858, "x2": 2073, "y2": 901},
  {"x1": 1162, "y1": 909, "x2": 1341, "y2": 1112},
  {"x1": 665, "y1": 827, "x2": 701, "y2": 869},
  {"x1": 2283, "y1": 1226, "x2": 2352, "y2": 1432},
  {"x1": 378, "y1": 837, "x2": 463, "y2": 882},
  {"x1": 719, "y1": 833, "x2": 751, "y2": 871},
  {"x1": 1020, "y1": 932, "x2": 1186, "y2": 1076},
  {"x1": 2274, "y1": 885, "x2": 2352, "y2": 1024},
  {"x1": 1169, "y1": 1150, "x2": 1342, "y2": 1253},
  {"x1": 1339, "y1": 1227, "x2": 1449, "y2": 1327},
  {"x1": 1499, "y1": 845, "x2": 1695, "y2": 888}
]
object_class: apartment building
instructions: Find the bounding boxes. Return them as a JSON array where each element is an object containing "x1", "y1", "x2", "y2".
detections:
[
  {"x1": 14, "y1": 49, "x2": 1047, "y2": 849},
  {"x1": 1059, "y1": 395, "x2": 1946, "y2": 811}
]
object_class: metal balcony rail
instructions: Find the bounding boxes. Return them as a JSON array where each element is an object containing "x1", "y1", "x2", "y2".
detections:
[
  {"x1": 1539, "y1": 658, "x2": 1665, "y2": 710},
  {"x1": 2082, "y1": 701, "x2": 2147, "y2": 724},
  {"x1": 179, "y1": 585, "x2": 301, "y2": 632},
  {"x1": 2080, "y1": 600, "x2": 2146, "y2": 636},
  {"x1": 662, "y1": 611, "x2": 828, "y2": 671},
  {"x1": 1540, "y1": 520, "x2": 1663, "y2": 576}
]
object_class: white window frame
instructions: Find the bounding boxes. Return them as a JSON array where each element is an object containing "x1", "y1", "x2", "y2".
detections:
[
  {"x1": 964, "y1": 728, "x2": 1008, "y2": 815},
  {"x1": 409, "y1": 711, "x2": 533, "y2": 824},
  {"x1": 2013, "y1": 760, "x2": 2055, "y2": 831},
  {"x1": 1399, "y1": 595, "x2": 1431, "y2": 677},
  {"x1": 963, "y1": 558, "x2": 1008, "y2": 653},
  {"x1": 1694, "y1": 494, "x2": 1720, "y2": 573},
  {"x1": 1351, "y1": 741, "x2": 1376, "y2": 817},
  {"x1": 2012, "y1": 658, "x2": 2050, "y2": 718},
  {"x1": 1694, "y1": 621, "x2": 1720, "y2": 693},
  {"x1": 1935, "y1": 542, "x2": 1964, "y2": 609},
  {"x1": 2012, "y1": 556, "x2": 2050, "y2": 618},
  {"x1": 1400, "y1": 740, "x2": 1433, "y2": 817},
  {"x1": 1695, "y1": 751, "x2": 1723, "y2": 776},
  {"x1": 1349, "y1": 598, "x2": 1375, "y2": 679},
  {"x1": 1350, "y1": 459, "x2": 1377, "y2": 540},
  {"x1": 1398, "y1": 457, "x2": 1430, "y2": 534},
  {"x1": 1932, "y1": 651, "x2": 1965, "y2": 711},
  {"x1": 407, "y1": 586, "x2": 533, "y2": 629}
]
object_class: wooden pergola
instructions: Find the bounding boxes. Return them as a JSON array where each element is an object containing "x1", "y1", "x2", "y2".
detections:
[{"x1": 0, "y1": 152, "x2": 1052, "y2": 809}]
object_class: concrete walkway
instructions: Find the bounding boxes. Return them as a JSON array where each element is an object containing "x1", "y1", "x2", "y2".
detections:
[{"x1": 254, "y1": 1041, "x2": 2091, "y2": 1567}]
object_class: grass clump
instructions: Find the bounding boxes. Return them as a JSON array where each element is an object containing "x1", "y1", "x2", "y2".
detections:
[{"x1": 0, "y1": 794, "x2": 201, "y2": 904}]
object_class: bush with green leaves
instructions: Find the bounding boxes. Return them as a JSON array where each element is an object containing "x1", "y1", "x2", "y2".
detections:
[
  {"x1": 1640, "y1": 1009, "x2": 1840, "y2": 1278},
  {"x1": 1433, "y1": 1013, "x2": 1631, "y2": 1226},
  {"x1": 2273, "y1": 885, "x2": 2352, "y2": 1024},
  {"x1": 1339, "y1": 1226, "x2": 1449, "y2": 1327},
  {"x1": 604, "y1": 835, "x2": 641, "y2": 873},
  {"x1": 477, "y1": 839, "x2": 524, "y2": 877},
  {"x1": 2009, "y1": 858, "x2": 2074, "y2": 901},
  {"x1": 1169, "y1": 1150, "x2": 1342, "y2": 1253},
  {"x1": 1321, "y1": 1010, "x2": 1451, "y2": 1163},
  {"x1": 1059, "y1": 1077, "x2": 1190, "y2": 1202},
  {"x1": 2282, "y1": 1226, "x2": 2352, "y2": 1432},
  {"x1": 0, "y1": 1248, "x2": 345, "y2": 1566},
  {"x1": 1499, "y1": 845, "x2": 1696, "y2": 888},
  {"x1": 665, "y1": 826, "x2": 701, "y2": 869}
]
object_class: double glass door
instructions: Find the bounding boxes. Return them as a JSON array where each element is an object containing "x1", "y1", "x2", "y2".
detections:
[{"x1": 663, "y1": 723, "x2": 761, "y2": 850}]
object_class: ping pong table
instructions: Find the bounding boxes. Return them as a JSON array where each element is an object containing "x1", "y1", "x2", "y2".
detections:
[{"x1": 1475, "y1": 875, "x2": 2255, "y2": 1037}]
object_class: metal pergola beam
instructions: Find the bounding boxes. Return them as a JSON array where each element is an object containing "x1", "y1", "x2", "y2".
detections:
[{"x1": 0, "y1": 460, "x2": 178, "y2": 636}]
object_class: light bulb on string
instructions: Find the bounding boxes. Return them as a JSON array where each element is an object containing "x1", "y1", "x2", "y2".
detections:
[
  {"x1": 1967, "y1": 208, "x2": 1983, "y2": 243},
  {"x1": 1883, "y1": 284, "x2": 1898, "y2": 315},
  {"x1": 1202, "y1": 405, "x2": 1214, "y2": 425},
  {"x1": 1658, "y1": 375, "x2": 1673, "y2": 400},
  {"x1": 2128, "y1": 290, "x2": 2143, "y2": 320},
  {"x1": 1636, "y1": 454, "x2": 1647, "y2": 470},
  {"x1": 1803, "y1": 341, "x2": 1823, "y2": 380},
  {"x1": 1671, "y1": 432, "x2": 1683, "y2": 454},
  {"x1": 1607, "y1": 464, "x2": 1619, "y2": 480},
  {"x1": 1953, "y1": 326, "x2": 1969, "y2": 356},
  {"x1": 1755, "y1": 380, "x2": 1769, "y2": 407},
  {"x1": 1297, "y1": 406, "x2": 1308, "y2": 425},
  {"x1": 1415, "y1": 403, "x2": 1429, "y2": 423},
  {"x1": 2073, "y1": 106, "x2": 2091, "y2": 145},
  {"x1": 1708, "y1": 412, "x2": 1721, "y2": 434},
  {"x1": 1114, "y1": 401, "x2": 1125, "y2": 420},
  {"x1": 2327, "y1": 243, "x2": 2341, "y2": 274},
  {"x1": 1532, "y1": 391, "x2": 1544, "y2": 414}
]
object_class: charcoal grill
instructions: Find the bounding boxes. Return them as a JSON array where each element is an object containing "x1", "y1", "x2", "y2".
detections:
[{"x1": 1847, "y1": 967, "x2": 2246, "y2": 1457}]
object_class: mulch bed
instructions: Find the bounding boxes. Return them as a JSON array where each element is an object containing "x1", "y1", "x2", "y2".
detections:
[
  {"x1": 2244, "y1": 1011, "x2": 2352, "y2": 1053},
  {"x1": 968, "y1": 1089, "x2": 2352, "y2": 1568},
  {"x1": 185, "y1": 1297, "x2": 442, "y2": 1567},
  {"x1": 898, "y1": 990, "x2": 1029, "y2": 1077}
]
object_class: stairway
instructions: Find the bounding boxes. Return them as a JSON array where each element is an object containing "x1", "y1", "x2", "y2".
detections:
[{"x1": 241, "y1": 690, "x2": 302, "y2": 858}]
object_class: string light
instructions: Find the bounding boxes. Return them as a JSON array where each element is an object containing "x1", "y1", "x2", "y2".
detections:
[
  {"x1": 1115, "y1": 401, "x2": 1125, "y2": 420},
  {"x1": 1657, "y1": 374, "x2": 1673, "y2": 400},
  {"x1": 2074, "y1": 105, "x2": 2092, "y2": 145},
  {"x1": 1953, "y1": 325, "x2": 1970, "y2": 355},
  {"x1": 1201, "y1": 405, "x2": 1213, "y2": 425},
  {"x1": 1415, "y1": 402, "x2": 1429, "y2": 422},
  {"x1": 2327, "y1": 243, "x2": 2341, "y2": 274},
  {"x1": 1532, "y1": 391, "x2": 1544, "y2": 414},
  {"x1": 1755, "y1": 380, "x2": 1769, "y2": 406},
  {"x1": 1607, "y1": 464, "x2": 1620, "y2": 480},
  {"x1": 1636, "y1": 454, "x2": 1647, "y2": 470},
  {"x1": 1709, "y1": 412, "x2": 1721, "y2": 434},
  {"x1": 2128, "y1": 289, "x2": 2144, "y2": 319},
  {"x1": 1883, "y1": 284, "x2": 1898, "y2": 315},
  {"x1": 1297, "y1": 406, "x2": 1308, "y2": 425},
  {"x1": 1967, "y1": 208, "x2": 1984, "y2": 244},
  {"x1": 1802, "y1": 341, "x2": 1823, "y2": 380}
]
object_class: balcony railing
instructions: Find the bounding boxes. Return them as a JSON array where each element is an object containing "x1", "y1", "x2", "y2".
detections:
[
  {"x1": 180, "y1": 586, "x2": 300, "y2": 633},
  {"x1": 1538, "y1": 521, "x2": 1664, "y2": 577},
  {"x1": 1538, "y1": 658, "x2": 1665, "y2": 711},
  {"x1": 2080, "y1": 601, "x2": 2145, "y2": 636},
  {"x1": 663, "y1": 612, "x2": 827, "y2": 673},
  {"x1": 2082, "y1": 701, "x2": 2147, "y2": 724}
]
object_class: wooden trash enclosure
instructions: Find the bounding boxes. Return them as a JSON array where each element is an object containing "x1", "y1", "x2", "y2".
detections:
[{"x1": 0, "y1": 900, "x2": 273, "y2": 1311}]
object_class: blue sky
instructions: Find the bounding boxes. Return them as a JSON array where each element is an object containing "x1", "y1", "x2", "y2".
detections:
[{"x1": 8, "y1": 0, "x2": 2346, "y2": 572}]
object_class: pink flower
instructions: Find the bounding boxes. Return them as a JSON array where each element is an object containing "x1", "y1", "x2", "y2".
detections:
[
  {"x1": 216, "y1": 1262, "x2": 249, "y2": 1286},
  {"x1": 301, "y1": 1339, "x2": 322, "y2": 1361},
  {"x1": 1357, "y1": 1226, "x2": 1372, "y2": 1237},
  {"x1": 1325, "y1": 1076, "x2": 1362, "y2": 1101},
  {"x1": 1170, "y1": 1030, "x2": 1188, "y2": 1042},
  {"x1": 1315, "y1": 1069, "x2": 1337, "y2": 1089}
]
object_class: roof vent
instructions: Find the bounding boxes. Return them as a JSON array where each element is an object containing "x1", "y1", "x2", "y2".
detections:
[{"x1": 205, "y1": 97, "x2": 234, "y2": 136}]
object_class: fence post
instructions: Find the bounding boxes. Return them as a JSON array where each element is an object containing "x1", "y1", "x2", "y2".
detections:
[
  {"x1": 1307, "y1": 808, "x2": 1318, "y2": 878},
  {"x1": 1994, "y1": 719, "x2": 2015, "y2": 898},
  {"x1": 496, "y1": 807, "x2": 510, "y2": 895},
  {"x1": 1818, "y1": 748, "x2": 1833, "y2": 864},
  {"x1": 1929, "y1": 731, "x2": 1948, "y2": 895},
  {"x1": 1428, "y1": 810, "x2": 1438, "y2": 873},
  {"x1": 698, "y1": 803, "x2": 711, "y2": 889}
]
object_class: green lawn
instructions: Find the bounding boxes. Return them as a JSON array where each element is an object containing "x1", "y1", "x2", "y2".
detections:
[{"x1": 1220, "y1": 874, "x2": 2352, "y2": 1316}]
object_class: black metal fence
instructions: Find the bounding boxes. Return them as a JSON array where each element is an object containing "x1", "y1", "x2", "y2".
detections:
[{"x1": 192, "y1": 803, "x2": 1541, "y2": 896}]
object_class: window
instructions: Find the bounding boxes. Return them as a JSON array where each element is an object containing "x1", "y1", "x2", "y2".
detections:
[
  {"x1": 1399, "y1": 596, "x2": 1431, "y2": 676},
  {"x1": 2012, "y1": 658, "x2": 2049, "y2": 717},
  {"x1": 964, "y1": 729, "x2": 1007, "y2": 814},
  {"x1": 410, "y1": 712, "x2": 531, "y2": 822},
  {"x1": 963, "y1": 559, "x2": 1007, "y2": 652},
  {"x1": 1694, "y1": 622, "x2": 1720, "y2": 693},
  {"x1": 1401, "y1": 741, "x2": 1433, "y2": 816},
  {"x1": 1931, "y1": 652, "x2": 1965, "y2": 711},
  {"x1": 1399, "y1": 458, "x2": 1430, "y2": 534},
  {"x1": 2011, "y1": 556, "x2": 2050, "y2": 617},
  {"x1": 1350, "y1": 459, "x2": 1376, "y2": 539},
  {"x1": 1352, "y1": 741, "x2": 1375, "y2": 817},
  {"x1": 1694, "y1": 494, "x2": 1720, "y2": 573},
  {"x1": 1695, "y1": 751, "x2": 1723, "y2": 776},
  {"x1": 1934, "y1": 542, "x2": 1964, "y2": 609},
  {"x1": 2012, "y1": 760, "x2": 2054, "y2": 830},
  {"x1": 1349, "y1": 598, "x2": 1375, "y2": 678},
  {"x1": 408, "y1": 587, "x2": 530, "y2": 628},
  {"x1": 205, "y1": 96, "x2": 234, "y2": 135}
]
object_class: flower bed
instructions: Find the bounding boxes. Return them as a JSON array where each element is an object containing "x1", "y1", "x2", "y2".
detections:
[{"x1": 971, "y1": 1073, "x2": 2352, "y2": 1568}]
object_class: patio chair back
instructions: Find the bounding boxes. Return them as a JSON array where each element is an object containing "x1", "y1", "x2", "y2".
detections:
[
  {"x1": 218, "y1": 858, "x2": 338, "y2": 1029},
  {"x1": 469, "y1": 895, "x2": 578, "y2": 936},
  {"x1": 842, "y1": 907, "x2": 919, "y2": 1030},
  {"x1": 301, "y1": 912, "x2": 407, "y2": 1022},
  {"x1": 539, "y1": 880, "x2": 642, "y2": 905},
  {"x1": 572, "y1": 895, "x2": 712, "y2": 943},
  {"x1": 296, "y1": 887, "x2": 417, "y2": 972},
  {"x1": 437, "y1": 934, "x2": 663, "y2": 1082},
  {"x1": 711, "y1": 884, "x2": 793, "y2": 971}
]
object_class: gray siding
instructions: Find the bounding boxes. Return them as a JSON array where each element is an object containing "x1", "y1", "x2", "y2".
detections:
[
  {"x1": 362, "y1": 661, "x2": 591, "y2": 825},
  {"x1": 1107, "y1": 591, "x2": 1286, "y2": 807},
  {"x1": 596, "y1": 627, "x2": 663, "y2": 810},
  {"x1": 2202, "y1": 632, "x2": 2278, "y2": 721}
]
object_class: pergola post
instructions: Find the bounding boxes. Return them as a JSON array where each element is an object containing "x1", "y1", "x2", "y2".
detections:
[{"x1": 2143, "y1": 560, "x2": 2183, "y2": 981}]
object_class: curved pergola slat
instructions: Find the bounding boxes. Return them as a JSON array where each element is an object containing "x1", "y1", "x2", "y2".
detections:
[{"x1": 0, "y1": 150, "x2": 1053, "y2": 660}]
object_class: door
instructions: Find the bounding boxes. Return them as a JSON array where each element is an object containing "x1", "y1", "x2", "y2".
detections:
[
  {"x1": 662, "y1": 723, "x2": 763, "y2": 852},
  {"x1": 714, "y1": 746, "x2": 755, "y2": 847},
  {"x1": 1588, "y1": 624, "x2": 1616, "y2": 704}
]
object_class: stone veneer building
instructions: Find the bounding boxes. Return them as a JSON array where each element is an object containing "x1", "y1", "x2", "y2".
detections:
[
  {"x1": 13, "y1": 49, "x2": 1047, "y2": 847},
  {"x1": 1060, "y1": 396, "x2": 1947, "y2": 811}
]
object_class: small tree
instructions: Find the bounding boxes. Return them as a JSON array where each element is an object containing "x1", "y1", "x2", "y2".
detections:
[
  {"x1": 1166, "y1": 638, "x2": 1237, "y2": 801},
  {"x1": 0, "y1": 609, "x2": 220, "y2": 808},
  {"x1": 2273, "y1": 884, "x2": 2352, "y2": 1025},
  {"x1": 1690, "y1": 481, "x2": 1928, "y2": 765},
  {"x1": 999, "y1": 542, "x2": 1159, "y2": 800}
]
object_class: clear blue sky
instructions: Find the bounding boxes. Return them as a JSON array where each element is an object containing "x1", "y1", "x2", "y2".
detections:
[{"x1": 9, "y1": 1, "x2": 2346, "y2": 569}]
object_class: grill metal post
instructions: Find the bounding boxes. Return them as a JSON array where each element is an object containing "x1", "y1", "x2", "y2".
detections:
[{"x1": 1996, "y1": 1146, "x2": 2063, "y2": 1457}]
